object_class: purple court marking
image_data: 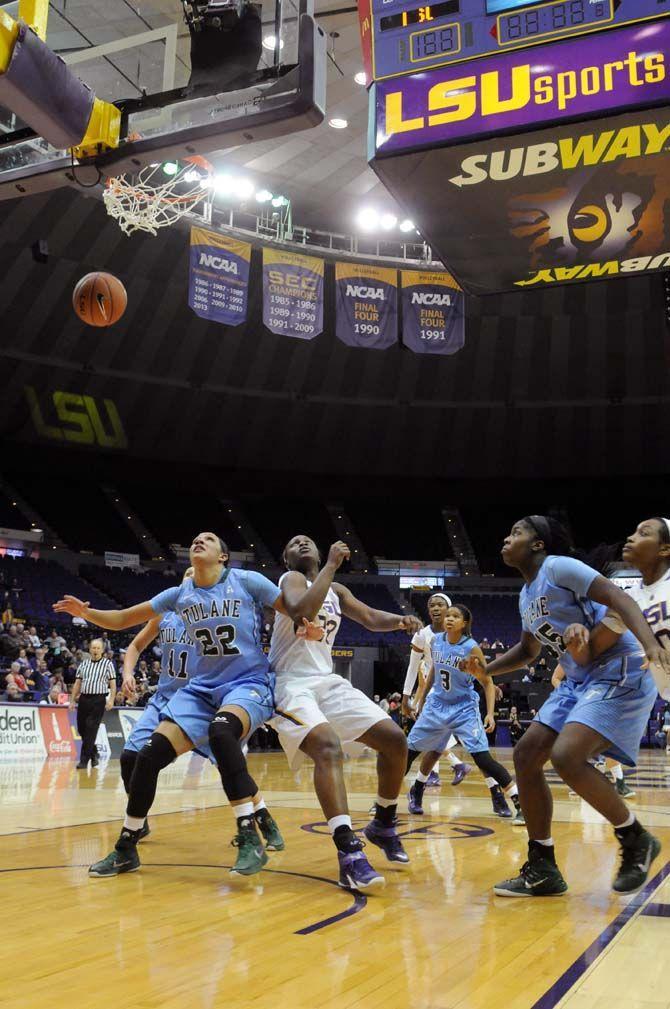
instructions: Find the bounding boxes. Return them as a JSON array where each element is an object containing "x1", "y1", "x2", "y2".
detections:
[
  {"x1": 640, "y1": 902, "x2": 670, "y2": 918},
  {"x1": 300, "y1": 818, "x2": 494, "y2": 840},
  {"x1": 531, "y1": 860, "x2": 670, "y2": 1009},
  {"x1": 0, "y1": 862, "x2": 367, "y2": 936}
]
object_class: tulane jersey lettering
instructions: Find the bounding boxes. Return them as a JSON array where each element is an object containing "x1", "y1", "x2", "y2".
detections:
[
  {"x1": 150, "y1": 567, "x2": 280, "y2": 688},
  {"x1": 155, "y1": 612, "x2": 198, "y2": 699},
  {"x1": 429, "y1": 633, "x2": 478, "y2": 707},
  {"x1": 520, "y1": 555, "x2": 640, "y2": 683}
]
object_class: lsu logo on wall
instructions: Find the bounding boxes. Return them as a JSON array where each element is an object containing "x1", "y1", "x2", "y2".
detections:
[{"x1": 25, "y1": 386, "x2": 127, "y2": 449}]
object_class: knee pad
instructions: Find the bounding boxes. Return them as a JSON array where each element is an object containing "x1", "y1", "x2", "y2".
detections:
[
  {"x1": 472, "y1": 749, "x2": 512, "y2": 788},
  {"x1": 120, "y1": 748, "x2": 138, "y2": 793},
  {"x1": 209, "y1": 712, "x2": 256, "y2": 801},
  {"x1": 136, "y1": 733, "x2": 177, "y2": 773}
]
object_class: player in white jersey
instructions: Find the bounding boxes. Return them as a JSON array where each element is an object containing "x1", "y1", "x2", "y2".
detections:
[
  {"x1": 269, "y1": 535, "x2": 422, "y2": 892},
  {"x1": 402, "y1": 593, "x2": 471, "y2": 786},
  {"x1": 572, "y1": 517, "x2": 670, "y2": 700}
]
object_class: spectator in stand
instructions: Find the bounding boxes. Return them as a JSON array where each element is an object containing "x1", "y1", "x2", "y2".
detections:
[
  {"x1": 149, "y1": 660, "x2": 161, "y2": 685},
  {"x1": 535, "y1": 655, "x2": 548, "y2": 680},
  {"x1": 480, "y1": 637, "x2": 491, "y2": 656},
  {"x1": 115, "y1": 689, "x2": 127, "y2": 707},
  {"x1": 492, "y1": 638, "x2": 505, "y2": 653},
  {"x1": 16, "y1": 647, "x2": 33, "y2": 672},
  {"x1": 7, "y1": 661, "x2": 30, "y2": 693},
  {"x1": 32, "y1": 660, "x2": 50, "y2": 697},
  {"x1": 1, "y1": 601, "x2": 13, "y2": 626},
  {"x1": 2, "y1": 682, "x2": 23, "y2": 702},
  {"x1": 378, "y1": 694, "x2": 390, "y2": 713},
  {"x1": 509, "y1": 706, "x2": 525, "y2": 746},
  {"x1": 50, "y1": 671, "x2": 66, "y2": 695},
  {"x1": 0, "y1": 623, "x2": 20, "y2": 661}
]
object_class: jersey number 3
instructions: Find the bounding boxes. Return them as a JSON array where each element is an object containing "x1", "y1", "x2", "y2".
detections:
[
  {"x1": 194, "y1": 624, "x2": 241, "y2": 658},
  {"x1": 438, "y1": 668, "x2": 451, "y2": 692}
]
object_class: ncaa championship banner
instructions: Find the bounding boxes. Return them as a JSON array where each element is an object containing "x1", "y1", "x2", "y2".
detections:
[
  {"x1": 401, "y1": 271, "x2": 464, "y2": 355},
  {"x1": 262, "y1": 249, "x2": 324, "y2": 340},
  {"x1": 375, "y1": 20, "x2": 670, "y2": 155},
  {"x1": 335, "y1": 262, "x2": 398, "y2": 350},
  {"x1": 189, "y1": 226, "x2": 251, "y2": 326}
]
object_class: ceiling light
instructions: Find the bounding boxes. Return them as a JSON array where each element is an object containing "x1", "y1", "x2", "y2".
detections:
[
  {"x1": 255, "y1": 189, "x2": 273, "y2": 203},
  {"x1": 399, "y1": 218, "x2": 415, "y2": 232},
  {"x1": 354, "y1": 71, "x2": 367, "y2": 85},
  {"x1": 381, "y1": 213, "x2": 397, "y2": 230},
  {"x1": 356, "y1": 207, "x2": 379, "y2": 231},
  {"x1": 329, "y1": 117, "x2": 348, "y2": 129},
  {"x1": 262, "y1": 35, "x2": 284, "y2": 50},
  {"x1": 213, "y1": 174, "x2": 234, "y2": 195},
  {"x1": 162, "y1": 162, "x2": 178, "y2": 176},
  {"x1": 232, "y1": 177, "x2": 253, "y2": 199}
]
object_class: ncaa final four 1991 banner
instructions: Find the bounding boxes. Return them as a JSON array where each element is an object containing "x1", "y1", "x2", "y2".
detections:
[
  {"x1": 401, "y1": 271, "x2": 464, "y2": 355},
  {"x1": 188, "y1": 227, "x2": 251, "y2": 325},
  {"x1": 263, "y1": 249, "x2": 324, "y2": 340},
  {"x1": 335, "y1": 262, "x2": 397, "y2": 350}
]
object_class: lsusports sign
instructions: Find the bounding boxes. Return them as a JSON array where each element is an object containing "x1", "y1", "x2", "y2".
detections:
[{"x1": 335, "y1": 262, "x2": 397, "y2": 350}]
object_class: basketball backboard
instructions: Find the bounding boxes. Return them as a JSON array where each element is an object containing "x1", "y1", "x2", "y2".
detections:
[{"x1": 0, "y1": 0, "x2": 326, "y2": 200}]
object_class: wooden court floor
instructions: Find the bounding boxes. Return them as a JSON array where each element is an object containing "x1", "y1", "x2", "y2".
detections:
[{"x1": 2, "y1": 749, "x2": 670, "y2": 1009}]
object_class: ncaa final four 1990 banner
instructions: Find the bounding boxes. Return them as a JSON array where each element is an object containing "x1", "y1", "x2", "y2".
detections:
[
  {"x1": 401, "y1": 271, "x2": 464, "y2": 355},
  {"x1": 188, "y1": 227, "x2": 251, "y2": 325},
  {"x1": 263, "y1": 249, "x2": 324, "y2": 340},
  {"x1": 335, "y1": 262, "x2": 397, "y2": 350}
]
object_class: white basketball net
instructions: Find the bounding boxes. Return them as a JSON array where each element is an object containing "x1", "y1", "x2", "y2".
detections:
[{"x1": 103, "y1": 158, "x2": 213, "y2": 236}]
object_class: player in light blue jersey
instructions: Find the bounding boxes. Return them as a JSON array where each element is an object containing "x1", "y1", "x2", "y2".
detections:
[
  {"x1": 54, "y1": 531, "x2": 323, "y2": 881},
  {"x1": 117, "y1": 576, "x2": 283, "y2": 852},
  {"x1": 406, "y1": 604, "x2": 523, "y2": 823},
  {"x1": 488, "y1": 516, "x2": 670, "y2": 899}
]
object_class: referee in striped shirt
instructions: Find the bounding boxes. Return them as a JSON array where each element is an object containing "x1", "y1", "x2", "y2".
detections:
[{"x1": 70, "y1": 639, "x2": 116, "y2": 769}]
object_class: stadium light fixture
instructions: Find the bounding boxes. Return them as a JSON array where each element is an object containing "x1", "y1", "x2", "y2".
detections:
[
  {"x1": 399, "y1": 218, "x2": 415, "y2": 232},
  {"x1": 357, "y1": 207, "x2": 379, "y2": 231},
  {"x1": 354, "y1": 71, "x2": 367, "y2": 85},
  {"x1": 381, "y1": 213, "x2": 397, "y2": 230},
  {"x1": 329, "y1": 118, "x2": 348, "y2": 129}
]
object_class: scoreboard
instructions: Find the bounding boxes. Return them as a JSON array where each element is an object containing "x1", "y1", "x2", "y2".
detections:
[{"x1": 362, "y1": 0, "x2": 670, "y2": 81}]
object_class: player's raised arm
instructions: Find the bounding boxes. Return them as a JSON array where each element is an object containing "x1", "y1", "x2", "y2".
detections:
[
  {"x1": 52, "y1": 594, "x2": 157, "y2": 631},
  {"x1": 278, "y1": 541, "x2": 351, "y2": 622},
  {"x1": 414, "y1": 661, "x2": 434, "y2": 716},
  {"x1": 587, "y1": 574, "x2": 670, "y2": 674},
  {"x1": 334, "y1": 583, "x2": 422, "y2": 634},
  {"x1": 122, "y1": 617, "x2": 161, "y2": 698}
]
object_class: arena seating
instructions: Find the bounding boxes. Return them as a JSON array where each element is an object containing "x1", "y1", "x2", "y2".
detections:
[
  {"x1": 119, "y1": 485, "x2": 248, "y2": 553},
  {"x1": 241, "y1": 497, "x2": 338, "y2": 563},
  {"x1": 0, "y1": 555, "x2": 116, "y2": 625},
  {"x1": 345, "y1": 500, "x2": 452, "y2": 562},
  {"x1": 7, "y1": 472, "x2": 146, "y2": 555}
]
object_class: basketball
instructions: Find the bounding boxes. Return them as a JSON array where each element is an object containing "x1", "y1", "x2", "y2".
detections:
[{"x1": 72, "y1": 272, "x2": 127, "y2": 327}]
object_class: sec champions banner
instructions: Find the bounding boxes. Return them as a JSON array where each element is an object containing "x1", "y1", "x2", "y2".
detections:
[
  {"x1": 262, "y1": 249, "x2": 324, "y2": 340},
  {"x1": 335, "y1": 263, "x2": 397, "y2": 350},
  {"x1": 401, "y1": 271, "x2": 465, "y2": 355},
  {"x1": 189, "y1": 227, "x2": 251, "y2": 326}
]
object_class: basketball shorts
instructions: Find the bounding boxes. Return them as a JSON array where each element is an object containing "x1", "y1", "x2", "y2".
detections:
[
  {"x1": 159, "y1": 673, "x2": 275, "y2": 752},
  {"x1": 269, "y1": 672, "x2": 390, "y2": 770},
  {"x1": 124, "y1": 692, "x2": 215, "y2": 762},
  {"x1": 535, "y1": 654, "x2": 657, "y2": 766},
  {"x1": 407, "y1": 695, "x2": 488, "y2": 754}
]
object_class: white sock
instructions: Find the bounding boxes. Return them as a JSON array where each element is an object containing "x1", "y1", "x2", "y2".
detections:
[
  {"x1": 610, "y1": 764, "x2": 624, "y2": 781},
  {"x1": 123, "y1": 815, "x2": 145, "y2": 832},
  {"x1": 416, "y1": 771, "x2": 430, "y2": 784},
  {"x1": 484, "y1": 776, "x2": 496, "y2": 788},
  {"x1": 446, "y1": 752, "x2": 460, "y2": 767},
  {"x1": 328, "y1": 814, "x2": 352, "y2": 834},
  {"x1": 433, "y1": 759, "x2": 441, "y2": 772},
  {"x1": 253, "y1": 798, "x2": 267, "y2": 813},
  {"x1": 614, "y1": 812, "x2": 634, "y2": 830},
  {"x1": 234, "y1": 801, "x2": 254, "y2": 820},
  {"x1": 504, "y1": 783, "x2": 518, "y2": 797},
  {"x1": 535, "y1": 837, "x2": 554, "y2": 847},
  {"x1": 375, "y1": 795, "x2": 397, "y2": 807}
]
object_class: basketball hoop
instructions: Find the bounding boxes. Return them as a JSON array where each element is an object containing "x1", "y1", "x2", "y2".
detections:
[{"x1": 103, "y1": 155, "x2": 214, "y2": 236}]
